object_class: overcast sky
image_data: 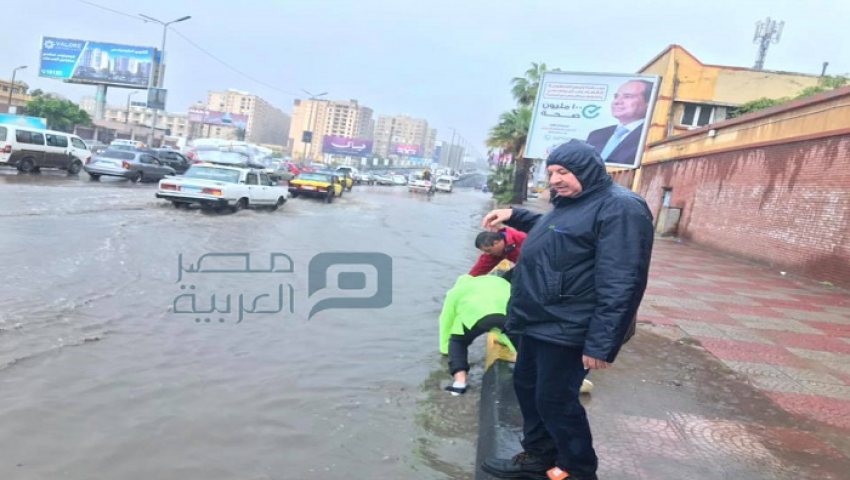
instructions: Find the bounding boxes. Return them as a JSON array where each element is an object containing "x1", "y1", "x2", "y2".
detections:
[{"x1": 4, "y1": 0, "x2": 847, "y2": 154}]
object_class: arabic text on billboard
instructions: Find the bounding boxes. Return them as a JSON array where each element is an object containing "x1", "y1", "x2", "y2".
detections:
[
  {"x1": 39, "y1": 36, "x2": 156, "y2": 88},
  {"x1": 393, "y1": 144, "x2": 422, "y2": 157},
  {"x1": 188, "y1": 108, "x2": 249, "y2": 128},
  {"x1": 525, "y1": 72, "x2": 660, "y2": 169},
  {"x1": 321, "y1": 136, "x2": 373, "y2": 157}
]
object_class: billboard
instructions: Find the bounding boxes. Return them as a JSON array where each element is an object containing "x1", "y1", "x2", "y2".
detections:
[
  {"x1": 525, "y1": 71, "x2": 660, "y2": 169},
  {"x1": 39, "y1": 37, "x2": 156, "y2": 88},
  {"x1": 188, "y1": 109, "x2": 249, "y2": 128},
  {"x1": 393, "y1": 144, "x2": 422, "y2": 157},
  {"x1": 0, "y1": 114, "x2": 48, "y2": 130},
  {"x1": 321, "y1": 136, "x2": 373, "y2": 157},
  {"x1": 147, "y1": 88, "x2": 167, "y2": 110}
]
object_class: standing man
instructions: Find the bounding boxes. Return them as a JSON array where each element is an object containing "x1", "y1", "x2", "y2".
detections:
[
  {"x1": 469, "y1": 228, "x2": 527, "y2": 277},
  {"x1": 480, "y1": 140, "x2": 654, "y2": 480},
  {"x1": 585, "y1": 79, "x2": 652, "y2": 165}
]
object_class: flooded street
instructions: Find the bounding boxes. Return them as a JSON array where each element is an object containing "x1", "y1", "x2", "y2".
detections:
[{"x1": 0, "y1": 170, "x2": 491, "y2": 479}]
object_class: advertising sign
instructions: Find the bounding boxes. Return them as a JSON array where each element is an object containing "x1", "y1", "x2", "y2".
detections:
[
  {"x1": 0, "y1": 114, "x2": 48, "y2": 130},
  {"x1": 393, "y1": 144, "x2": 422, "y2": 157},
  {"x1": 147, "y1": 88, "x2": 167, "y2": 110},
  {"x1": 525, "y1": 71, "x2": 660, "y2": 169},
  {"x1": 321, "y1": 136, "x2": 373, "y2": 157},
  {"x1": 39, "y1": 37, "x2": 156, "y2": 88},
  {"x1": 187, "y1": 109, "x2": 248, "y2": 128}
]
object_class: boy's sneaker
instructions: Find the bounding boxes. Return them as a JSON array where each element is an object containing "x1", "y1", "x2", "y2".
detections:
[
  {"x1": 547, "y1": 467, "x2": 599, "y2": 480},
  {"x1": 481, "y1": 451, "x2": 555, "y2": 479}
]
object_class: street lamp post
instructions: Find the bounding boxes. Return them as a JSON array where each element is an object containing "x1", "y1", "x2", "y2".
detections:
[
  {"x1": 125, "y1": 91, "x2": 139, "y2": 125},
  {"x1": 301, "y1": 89, "x2": 327, "y2": 163},
  {"x1": 7, "y1": 65, "x2": 27, "y2": 112},
  {"x1": 140, "y1": 13, "x2": 191, "y2": 146}
]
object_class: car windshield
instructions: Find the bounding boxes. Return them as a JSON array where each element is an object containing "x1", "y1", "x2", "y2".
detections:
[
  {"x1": 298, "y1": 173, "x2": 332, "y2": 182},
  {"x1": 197, "y1": 151, "x2": 249, "y2": 164},
  {"x1": 437, "y1": 178, "x2": 451, "y2": 184},
  {"x1": 98, "y1": 150, "x2": 136, "y2": 160},
  {"x1": 184, "y1": 166, "x2": 241, "y2": 183}
]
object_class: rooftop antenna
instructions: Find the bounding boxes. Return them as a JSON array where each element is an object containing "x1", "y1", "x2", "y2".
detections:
[{"x1": 753, "y1": 17, "x2": 784, "y2": 70}]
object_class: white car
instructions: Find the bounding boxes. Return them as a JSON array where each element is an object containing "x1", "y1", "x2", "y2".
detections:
[
  {"x1": 435, "y1": 175, "x2": 453, "y2": 193},
  {"x1": 156, "y1": 163, "x2": 289, "y2": 212},
  {"x1": 391, "y1": 174, "x2": 408, "y2": 186},
  {"x1": 408, "y1": 173, "x2": 434, "y2": 194}
]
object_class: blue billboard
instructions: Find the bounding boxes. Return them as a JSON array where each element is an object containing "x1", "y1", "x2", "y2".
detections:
[
  {"x1": 0, "y1": 114, "x2": 48, "y2": 130},
  {"x1": 39, "y1": 37, "x2": 156, "y2": 88}
]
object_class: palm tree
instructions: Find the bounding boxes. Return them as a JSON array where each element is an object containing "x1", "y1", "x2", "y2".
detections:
[
  {"x1": 487, "y1": 107, "x2": 532, "y2": 203},
  {"x1": 510, "y1": 62, "x2": 549, "y2": 107}
]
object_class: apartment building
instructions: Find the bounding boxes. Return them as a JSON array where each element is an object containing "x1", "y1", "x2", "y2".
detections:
[
  {"x1": 206, "y1": 89, "x2": 291, "y2": 147},
  {"x1": 289, "y1": 98, "x2": 374, "y2": 162},
  {"x1": 103, "y1": 105, "x2": 190, "y2": 138},
  {"x1": 373, "y1": 115, "x2": 436, "y2": 158}
]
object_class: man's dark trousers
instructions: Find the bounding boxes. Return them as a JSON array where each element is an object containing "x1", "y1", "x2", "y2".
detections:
[{"x1": 514, "y1": 335, "x2": 598, "y2": 476}]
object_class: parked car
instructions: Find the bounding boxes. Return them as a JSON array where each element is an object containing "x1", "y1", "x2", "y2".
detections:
[
  {"x1": 84, "y1": 149, "x2": 176, "y2": 182},
  {"x1": 374, "y1": 174, "x2": 394, "y2": 186},
  {"x1": 435, "y1": 175, "x2": 454, "y2": 193},
  {"x1": 156, "y1": 163, "x2": 288, "y2": 211},
  {"x1": 0, "y1": 125, "x2": 91, "y2": 174},
  {"x1": 356, "y1": 172, "x2": 375, "y2": 185},
  {"x1": 288, "y1": 172, "x2": 343, "y2": 203},
  {"x1": 391, "y1": 174, "x2": 408, "y2": 186},
  {"x1": 141, "y1": 148, "x2": 191, "y2": 174}
]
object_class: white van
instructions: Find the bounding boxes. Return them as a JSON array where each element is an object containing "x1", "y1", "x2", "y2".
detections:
[
  {"x1": 0, "y1": 125, "x2": 91, "y2": 174},
  {"x1": 435, "y1": 175, "x2": 454, "y2": 193}
]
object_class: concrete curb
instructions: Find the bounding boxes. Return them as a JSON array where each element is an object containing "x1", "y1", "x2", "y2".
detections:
[{"x1": 475, "y1": 358, "x2": 523, "y2": 480}]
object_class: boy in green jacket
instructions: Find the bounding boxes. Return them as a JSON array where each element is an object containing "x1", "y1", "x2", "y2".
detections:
[{"x1": 439, "y1": 274, "x2": 517, "y2": 395}]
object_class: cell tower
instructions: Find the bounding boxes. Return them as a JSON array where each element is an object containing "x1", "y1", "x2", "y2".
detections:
[{"x1": 753, "y1": 17, "x2": 784, "y2": 70}]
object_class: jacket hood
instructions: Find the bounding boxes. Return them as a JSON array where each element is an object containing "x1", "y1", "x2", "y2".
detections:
[{"x1": 546, "y1": 140, "x2": 612, "y2": 204}]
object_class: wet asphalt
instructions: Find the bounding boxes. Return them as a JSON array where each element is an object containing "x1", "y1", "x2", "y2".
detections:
[{"x1": 0, "y1": 168, "x2": 491, "y2": 480}]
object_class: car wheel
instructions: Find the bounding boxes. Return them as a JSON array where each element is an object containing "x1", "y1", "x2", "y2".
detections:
[
  {"x1": 232, "y1": 198, "x2": 248, "y2": 213},
  {"x1": 270, "y1": 197, "x2": 286, "y2": 211},
  {"x1": 130, "y1": 171, "x2": 143, "y2": 183},
  {"x1": 18, "y1": 158, "x2": 35, "y2": 173},
  {"x1": 88, "y1": 173, "x2": 101, "y2": 181},
  {"x1": 67, "y1": 161, "x2": 83, "y2": 175}
]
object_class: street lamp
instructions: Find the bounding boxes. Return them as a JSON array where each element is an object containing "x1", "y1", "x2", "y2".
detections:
[
  {"x1": 125, "y1": 91, "x2": 139, "y2": 124},
  {"x1": 7, "y1": 65, "x2": 27, "y2": 112},
  {"x1": 301, "y1": 89, "x2": 327, "y2": 162},
  {"x1": 140, "y1": 13, "x2": 191, "y2": 145}
]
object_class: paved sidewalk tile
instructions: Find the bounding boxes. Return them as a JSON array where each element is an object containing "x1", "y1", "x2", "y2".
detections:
[{"x1": 643, "y1": 239, "x2": 850, "y2": 430}]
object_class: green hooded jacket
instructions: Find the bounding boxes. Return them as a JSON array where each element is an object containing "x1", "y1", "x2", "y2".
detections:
[{"x1": 439, "y1": 274, "x2": 515, "y2": 355}]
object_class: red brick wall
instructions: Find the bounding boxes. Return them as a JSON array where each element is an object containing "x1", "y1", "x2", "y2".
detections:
[{"x1": 638, "y1": 134, "x2": 850, "y2": 287}]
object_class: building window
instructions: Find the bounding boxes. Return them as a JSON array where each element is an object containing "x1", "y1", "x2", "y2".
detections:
[{"x1": 680, "y1": 104, "x2": 716, "y2": 128}]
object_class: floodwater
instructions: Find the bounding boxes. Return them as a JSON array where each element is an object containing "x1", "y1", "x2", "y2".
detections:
[{"x1": 0, "y1": 169, "x2": 491, "y2": 479}]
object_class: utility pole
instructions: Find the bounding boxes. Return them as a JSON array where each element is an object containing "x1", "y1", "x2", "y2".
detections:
[
  {"x1": 7, "y1": 65, "x2": 27, "y2": 113},
  {"x1": 140, "y1": 14, "x2": 191, "y2": 146},
  {"x1": 125, "y1": 91, "x2": 138, "y2": 125},
  {"x1": 753, "y1": 17, "x2": 784, "y2": 70}
]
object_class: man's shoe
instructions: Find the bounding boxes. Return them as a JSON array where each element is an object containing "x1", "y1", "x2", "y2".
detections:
[{"x1": 481, "y1": 451, "x2": 555, "y2": 479}]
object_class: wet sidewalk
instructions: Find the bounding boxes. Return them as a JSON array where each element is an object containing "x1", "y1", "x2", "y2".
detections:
[{"x1": 481, "y1": 197, "x2": 850, "y2": 478}]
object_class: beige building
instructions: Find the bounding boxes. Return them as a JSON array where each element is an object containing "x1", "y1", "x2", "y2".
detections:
[
  {"x1": 289, "y1": 99, "x2": 374, "y2": 162},
  {"x1": 206, "y1": 89, "x2": 291, "y2": 148},
  {"x1": 373, "y1": 115, "x2": 436, "y2": 158},
  {"x1": 1, "y1": 79, "x2": 32, "y2": 112},
  {"x1": 104, "y1": 105, "x2": 190, "y2": 138}
]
